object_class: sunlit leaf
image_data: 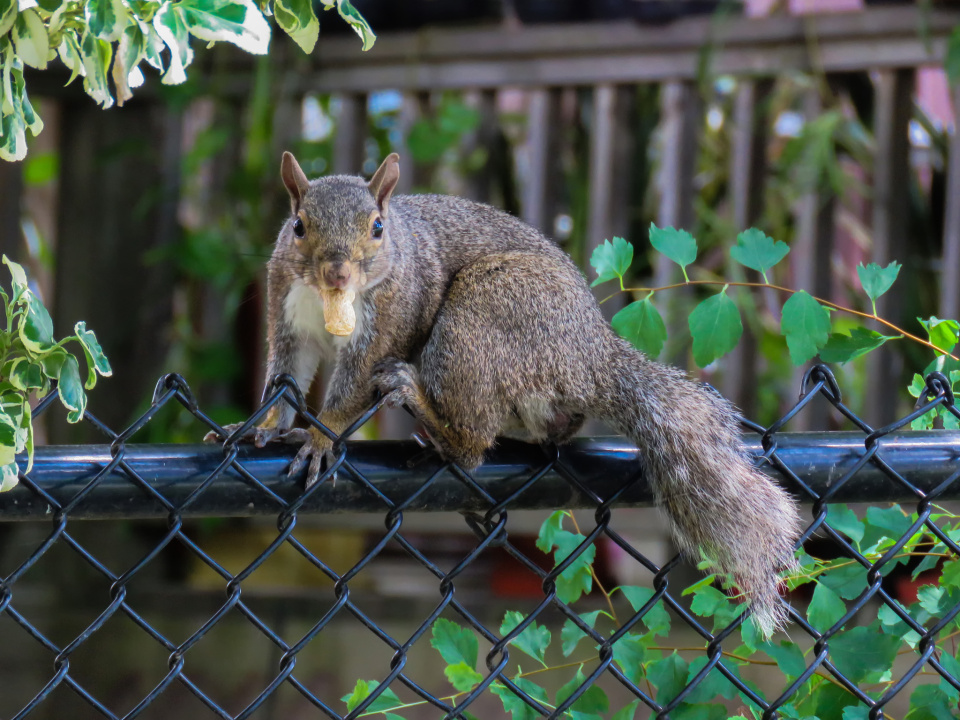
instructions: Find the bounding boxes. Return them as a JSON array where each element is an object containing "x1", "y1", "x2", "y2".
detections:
[
  {"x1": 688, "y1": 289, "x2": 742, "y2": 368},
  {"x1": 649, "y1": 223, "x2": 697, "y2": 278},
  {"x1": 730, "y1": 228, "x2": 789, "y2": 280},
  {"x1": 589, "y1": 236, "x2": 633, "y2": 287},
  {"x1": 611, "y1": 298, "x2": 666, "y2": 358},
  {"x1": 781, "y1": 290, "x2": 831, "y2": 365}
]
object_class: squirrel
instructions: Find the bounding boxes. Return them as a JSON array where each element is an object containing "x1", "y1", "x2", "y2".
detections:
[{"x1": 212, "y1": 151, "x2": 801, "y2": 637}]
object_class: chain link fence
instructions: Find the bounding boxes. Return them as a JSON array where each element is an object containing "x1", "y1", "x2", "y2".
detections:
[{"x1": 2, "y1": 365, "x2": 960, "y2": 719}]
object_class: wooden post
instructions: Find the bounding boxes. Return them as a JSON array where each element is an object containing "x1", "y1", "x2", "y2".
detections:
[
  {"x1": 395, "y1": 92, "x2": 431, "y2": 194},
  {"x1": 721, "y1": 79, "x2": 773, "y2": 419},
  {"x1": 463, "y1": 89, "x2": 498, "y2": 204},
  {"x1": 333, "y1": 92, "x2": 367, "y2": 174},
  {"x1": 0, "y1": 157, "x2": 22, "y2": 263},
  {"x1": 523, "y1": 87, "x2": 562, "y2": 233},
  {"x1": 865, "y1": 68, "x2": 913, "y2": 428},
  {"x1": 790, "y1": 88, "x2": 836, "y2": 431}
]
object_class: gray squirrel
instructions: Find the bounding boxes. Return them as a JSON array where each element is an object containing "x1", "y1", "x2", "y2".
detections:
[{"x1": 212, "y1": 151, "x2": 801, "y2": 636}]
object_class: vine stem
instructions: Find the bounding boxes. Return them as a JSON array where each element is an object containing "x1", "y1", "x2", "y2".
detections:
[
  {"x1": 600, "y1": 279, "x2": 960, "y2": 363},
  {"x1": 568, "y1": 513, "x2": 619, "y2": 624}
]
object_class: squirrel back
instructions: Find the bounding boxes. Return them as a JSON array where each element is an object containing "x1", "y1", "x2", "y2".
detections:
[{"x1": 263, "y1": 152, "x2": 801, "y2": 636}]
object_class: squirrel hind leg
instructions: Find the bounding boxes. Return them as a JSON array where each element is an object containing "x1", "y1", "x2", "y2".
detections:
[{"x1": 372, "y1": 358, "x2": 496, "y2": 470}]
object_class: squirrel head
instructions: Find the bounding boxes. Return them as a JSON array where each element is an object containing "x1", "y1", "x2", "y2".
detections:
[{"x1": 278, "y1": 151, "x2": 400, "y2": 294}]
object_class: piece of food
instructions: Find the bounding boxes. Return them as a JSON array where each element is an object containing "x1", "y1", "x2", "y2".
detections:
[{"x1": 321, "y1": 288, "x2": 356, "y2": 336}]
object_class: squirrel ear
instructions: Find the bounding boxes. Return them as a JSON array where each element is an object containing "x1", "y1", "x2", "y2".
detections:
[
  {"x1": 369, "y1": 153, "x2": 400, "y2": 214},
  {"x1": 281, "y1": 151, "x2": 310, "y2": 212}
]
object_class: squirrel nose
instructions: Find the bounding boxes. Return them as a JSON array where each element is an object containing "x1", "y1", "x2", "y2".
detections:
[{"x1": 322, "y1": 261, "x2": 352, "y2": 289}]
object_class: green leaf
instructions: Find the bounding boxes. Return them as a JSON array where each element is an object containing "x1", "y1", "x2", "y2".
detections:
[
  {"x1": 761, "y1": 640, "x2": 807, "y2": 678},
  {"x1": 647, "y1": 653, "x2": 688, "y2": 704},
  {"x1": 9, "y1": 359, "x2": 44, "y2": 392},
  {"x1": 818, "y1": 562, "x2": 868, "y2": 600},
  {"x1": 906, "y1": 685, "x2": 957, "y2": 720},
  {"x1": 0, "y1": 0, "x2": 16, "y2": 39},
  {"x1": 806, "y1": 582, "x2": 846, "y2": 632},
  {"x1": 74, "y1": 321, "x2": 113, "y2": 389},
  {"x1": 500, "y1": 611, "x2": 551, "y2": 667},
  {"x1": 862, "y1": 505, "x2": 913, "y2": 550},
  {"x1": 611, "y1": 701, "x2": 641, "y2": 720},
  {"x1": 0, "y1": 413, "x2": 17, "y2": 467},
  {"x1": 611, "y1": 298, "x2": 667, "y2": 358},
  {"x1": 683, "y1": 655, "x2": 739, "y2": 703},
  {"x1": 80, "y1": 30, "x2": 115, "y2": 107},
  {"x1": 829, "y1": 626, "x2": 901, "y2": 684},
  {"x1": 0, "y1": 460, "x2": 18, "y2": 492},
  {"x1": 18, "y1": 292, "x2": 55, "y2": 354},
  {"x1": 620, "y1": 586, "x2": 671, "y2": 635},
  {"x1": 552, "y1": 532, "x2": 596, "y2": 603},
  {"x1": 153, "y1": 3, "x2": 193, "y2": 85},
  {"x1": 178, "y1": 0, "x2": 271, "y2": 55},
  {"x1": 444, "y1": 661, "x2": 482, "y2": 693},
  {"x1": 561, "y1": 610, "x2": 601, "y2": 656},
  {"x1": 58, "y1": 354, "x2": 87, "y2": 424},
  {"x1": 611, "y1": 634, "x2": 649, "y2": 683},
  {"x1": 730, "y1": 228, "x2": 789, "y2": 280},
  {"x1": 3, "y1": 255, "x2": 27, "y2": 297},
  {"x1": 536, "y1": 510, "x2": 565, "y2": 553},
  {"x1": 86, "y1": 0, "x2": 129, "y2": 41},
  {"x1": 589, "y1": 236, "x2": 633, "y2": 287},
  {"x1": 826, "y1": 504, "x2": 865, "y2": 545},
  {"x1": 556, "y1": 668, "x2": 609, "y2": 716},
  {"x1": 857, "y1": 262, "x2": 901, "y2": 305},
  {"x1": 670, "y1": 705, "x2": 729, "y2": 720},
  {"x1": 341, "y1": 679, "x2": 402, "y2": 715},
  {"x1": 334, "y1": 0, "x2": 376, "y2": 50},
  {"x1": 431, "y1": 618, "x2": 478, "y2": 668},
  {"x1": 12, "y1": 9, "x2": 48, "y2": 69},
  {"x1": 918, "y1": 317, "x2": 960, "y2": 356},
  {"x1": 274, "y1": 0, "x2": 318, "y2": 53},
  {"x1": 941, "y1": 559, "x2": 960, "y2": 589},
  {"x1": 947, "y1": 26, "x2": 960, "y2": 84},
  {"x1": 491, "y1": 677, "x2": 549, "y2": 720},
  {"x1": 649, "y1": 224, "x2": 697, "y2": 279},
  {"x1": 819, "y1": 328, "x2": 897, "y2": 364},
  {"x1": 781, "y1": 290, "x2": 831, "y2": 365},
  {"x1": 688, "y1": 289, "x2": 743, "y2": 368}
]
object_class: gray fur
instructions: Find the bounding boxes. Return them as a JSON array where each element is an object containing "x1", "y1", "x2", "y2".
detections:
[{"x1": 243, "y1": 154, "x2": 801, "y2": 636}]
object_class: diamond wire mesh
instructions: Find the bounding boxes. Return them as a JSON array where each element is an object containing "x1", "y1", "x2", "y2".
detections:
[{"x1": 0, "y1": 365, "x2": 959, "y2": 719}]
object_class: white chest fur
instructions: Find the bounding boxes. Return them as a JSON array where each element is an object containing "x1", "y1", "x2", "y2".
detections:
[{"x1": 284, "y1": 280, "x2": 366, "y2": 348}]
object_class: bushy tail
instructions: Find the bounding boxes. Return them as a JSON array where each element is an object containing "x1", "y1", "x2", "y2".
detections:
[{"x1": 601, "y1": 343, "x2": 800, "y2": 637}]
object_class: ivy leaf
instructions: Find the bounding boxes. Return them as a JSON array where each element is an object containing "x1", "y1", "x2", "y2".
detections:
[
  {"x1": 18, "y1": 292, "x2": 55, "y2": 354},
  {"x1": 86, "y1": 0, "x2": 128, "y2": 42},
  {"x1": 781, "y1": 290, "x2": 831, "y2": 365},
  {"x1": 58, "y1": 354, "x2": 87, "y2": 424},
  {"x1": 918, "y1": 317, "x2": 960, "y2": 356},
  {"x1": 857, "y1": 261, "x2": 901, "y2": 308},
  {"x1": 620, "y1": 586, "x2": 671, "y2": 635},
  {"x1": 500, "y1": 611, "x2": 551, "y2": 667},
  {"x1": 611, "y1": 634, "x2": 649, "y2": 684},
  {"x1": 940, "y1": 559, "x2": 960, "y2": 589},
  {"x1": 683, "y1": 656, "x2": 739, "y2": 703},
  {"x1": 80, "y1": 29, "x2": 115, "y2": 107},
  {"x1": 730, "y1": 228, "x2": 789, "y2": 281},
  {"x1": 536, "y1": 510, "x2": 565, "y2": 553},
  {"x1": 761, "y1": 640, "x2": 807, "y2": 678},
  {"x1": 819, "y1": 327, "x2": 897, "y2": 364},
  {"x1": 807, "y1": 582, "x2": 846, "y2": 632},
  {"x1": 556, "y1": 668, "x2": 609, "y2": 716},
  {"x1": 647, "y1": 653, "x2": 688, "y2": 704},
  {"x1": 611, "y1": 298, "x2": 667, "y2": 358},
  {"x1": 274, "y1": 0, "x2": 319, "y2": 53},
  {"x1": 491, "y1": 677, "x2": 549, "y2": 720},
  {"x1": 589, "y1": 236, "x2": 633, "y2": 287},
  {"x1": 552, "y1": 532, "x2": 596, "y2": 603},
  {"x1": 153, "y1": 3, "x2": 193, "y2": 85},
  {"x1": 829, "y1": 627, "x2": 901, "y2": 684},
  {"x1": 688, "y1": 289, "x2": 742, "y2": 368},
  {"x1": 12, "y1": 9, "x2": 48, "y2": 69},
  {"x1": 818, "y1": 562, "x2": 868, "y2": 600},
  {"x1": 561, "y1": 610, "x2": 601, "y2": 657},
  {"x1": 826, "y1": 504, "x2": 865, "y2": 546},
  {"x1": 649, "y1": 224, "x2": 697, "y2": 281},
  {"x1": 907, "y1": 685, "x2": 957, "y2": 720},
  {"x1": 444, "y1": 662, "x2": 482, "y2": 693},
  {"x1": 341, "y1": 679, "x2": 403, "y2": 715},
  {"x1": 431, "y1": 618, "x2": 478, "y2": 668}
]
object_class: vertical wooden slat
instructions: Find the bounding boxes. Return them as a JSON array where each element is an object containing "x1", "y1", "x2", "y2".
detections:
[
  {"x1": 463, "y1": 89, "x2": 498, "y2": 204},
  {"x1": 0, "y1": 155, "x2": 22, "y2": 262},
  {"x1": 395, "y1": 91, "x2": 431, "y2": 194},
  {"x1": 523, "y1": 87, "x2": 562, "y2": 233},
  {"x1": 333, "y1": 92, "x2": 367, "y2": 174},
  {"x1": 587, "y1": 84, "x2": 634, "y2": 319},
  {"x1": 865, "y1": 68, "x2": 913, "y2": 427},
  {"x1": 722, "y1": 79, "x2": 773, "y2": 418},
  {"x1": 791, "y1": 88, "x2": 836, "y2": 431},
  {"x1": 940, "y1": 88, "x2": 960, "y2": 321}
]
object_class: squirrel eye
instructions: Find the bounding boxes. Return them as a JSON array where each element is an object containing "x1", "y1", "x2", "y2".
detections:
[
  {"x1": 372, "y1": 217, "x2": 383, "y2": 239},
  {"x1": 293, "y1": 217, "x2": 305, "y2": 238}
]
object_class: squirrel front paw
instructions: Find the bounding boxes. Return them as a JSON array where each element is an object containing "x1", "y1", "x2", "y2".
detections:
[
  {"x1": 203, "y1": 422, "x2": 307, "y2": 448},
  {"x1": 287, "y1": 427, "x2": 338, "y2": 489},
  {"x1": 371, "y1": 358, "x2": 419, "y2": 408}
]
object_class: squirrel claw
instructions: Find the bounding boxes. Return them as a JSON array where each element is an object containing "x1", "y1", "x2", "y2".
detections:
[{"x1": 288, "y1": 432, "x2": 337, "y2": 489}]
